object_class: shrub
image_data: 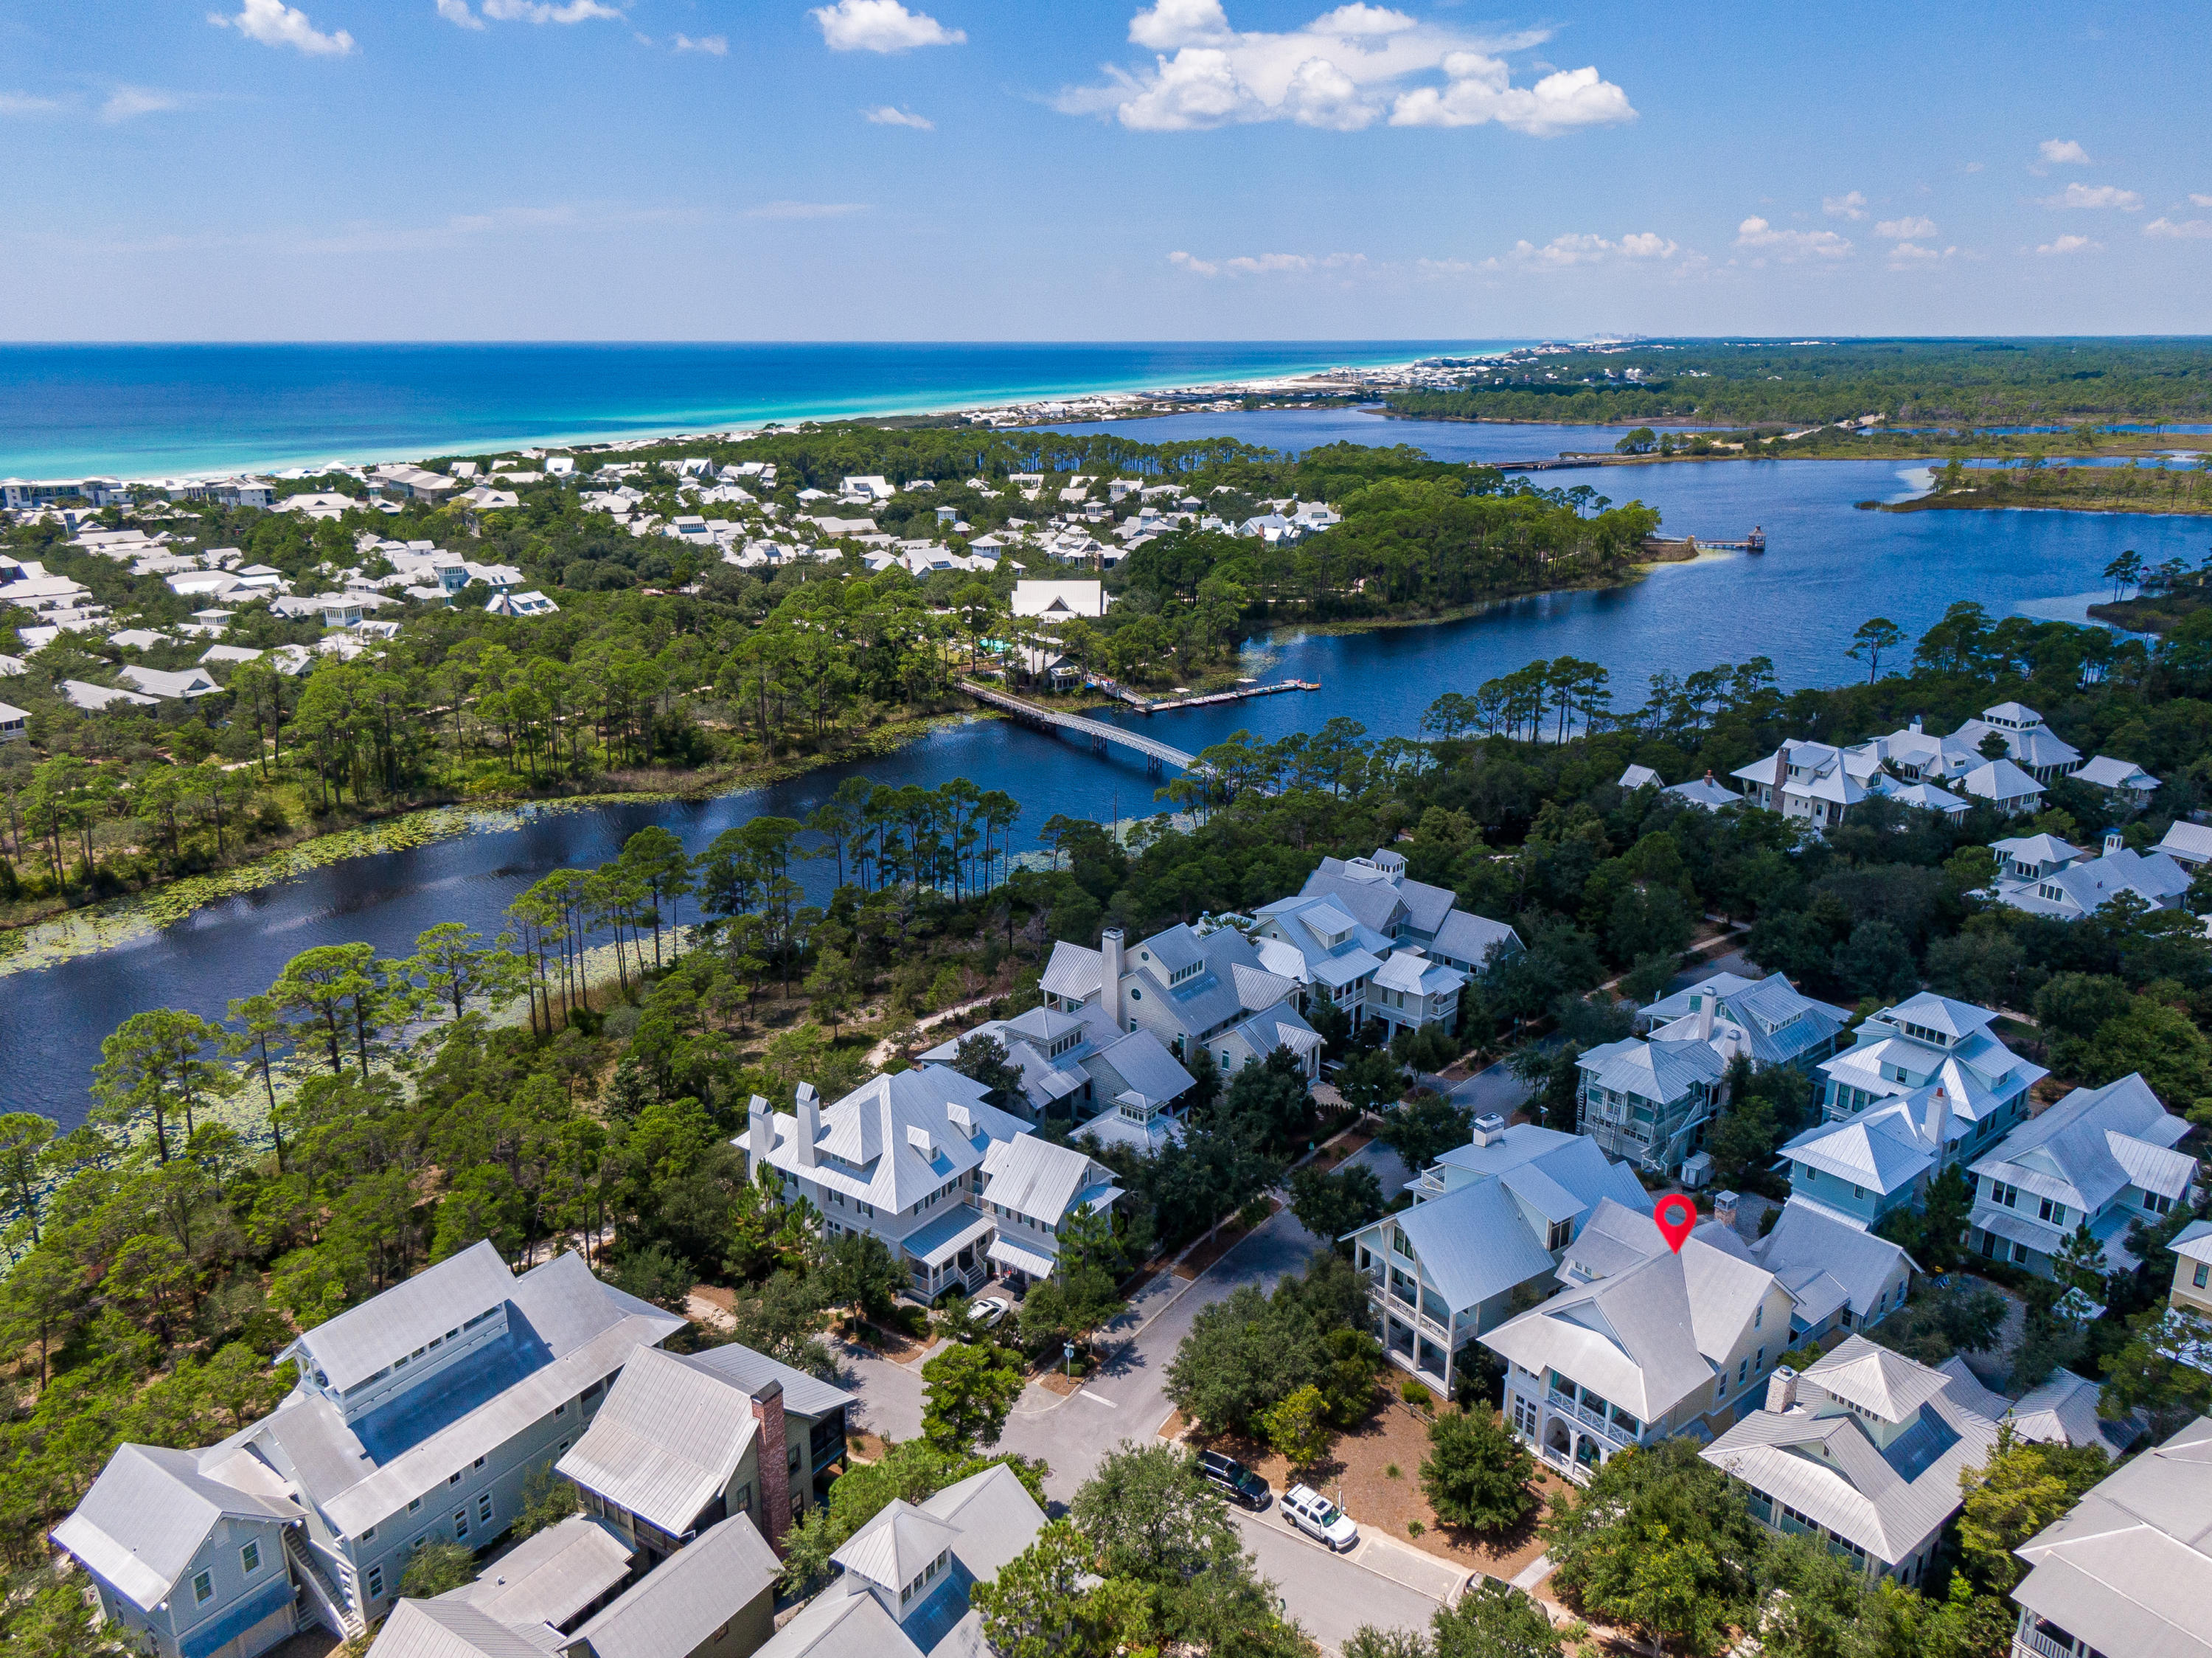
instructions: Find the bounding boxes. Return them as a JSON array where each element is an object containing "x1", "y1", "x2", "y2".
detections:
[{"x1": 1401, "y1": 1379, "x2": 1433, "y2": 1410}]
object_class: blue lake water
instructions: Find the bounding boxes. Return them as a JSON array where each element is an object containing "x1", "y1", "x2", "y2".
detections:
[
  {"x1": 10, "y1": 409, "x2": 2211, "y2": 1125},
  {"x1": 0, "y1": 341, "x2": 1509, "y2": 479}
]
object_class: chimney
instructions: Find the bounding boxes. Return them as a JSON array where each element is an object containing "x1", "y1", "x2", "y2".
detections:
[
  {"x1": 747, "y1": 1093, "x2": 773, "y2": 1168},
  {"x1": 748, "y1": 1379, "x2": 791, "y2": 1552},
  {"x1": 795, "y1": 1083, "x2": 820, "y2": 1169},
  {"x1": 1471, "y1": 1113, "x2": 1506, "y2": 1147},
  {"x1": 1696, "y1": 992, "x2": 1716, "y2": 1044},
  {"x1": 1101, "y1": 927, "x2": 1127, "y2": 1030},
  {"x1": 1921, "y1": 1086, "x2": 1949, "y2": 1151},
  {"x1": 1765, "y1": 1367, "x2": 1798, "y2": 1414},
  {"x1": 2104, "y1": 831, "x2": 2124, "y2": 858},
  {"x1": 1909, "y1": 715, "x2": 1922, "y2": 735}
]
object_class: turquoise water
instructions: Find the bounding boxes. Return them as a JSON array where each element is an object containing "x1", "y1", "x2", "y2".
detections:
[{"x1": 0, "y1": 341, "x2": 1513, "y2": 479}]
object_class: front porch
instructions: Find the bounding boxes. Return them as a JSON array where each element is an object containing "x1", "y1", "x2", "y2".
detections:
[{"x1": 900, "y1": 1205, "x2": 994, "y2": 1300}]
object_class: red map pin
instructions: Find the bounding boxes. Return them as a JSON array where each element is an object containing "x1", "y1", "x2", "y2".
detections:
[{"x1": 1654, "y1": 1195, "x2": 1697, "y2": 1255}]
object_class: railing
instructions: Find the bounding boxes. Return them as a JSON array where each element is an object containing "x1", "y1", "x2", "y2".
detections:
[
  {"x1": 283, "y1": 1528, "x2": 362, "y2": 1643},
  {"x1": 1538, "y1": 1444, "x2": 1593, "y2": 1486},
  {"x1": 2015, "y1": 1626, "x2": 2078, "y2": 1658}
]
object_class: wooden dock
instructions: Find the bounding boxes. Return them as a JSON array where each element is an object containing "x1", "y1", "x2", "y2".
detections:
[{"x1": 1125, "y1": 679, "x2": 1319, "y2": 715}]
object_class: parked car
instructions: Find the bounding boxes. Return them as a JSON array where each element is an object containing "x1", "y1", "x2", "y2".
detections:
[
  {"x1": 970, "y1": 1293, "x2": 1015, "y2": 1331},
  {"x1": 1281, "y1": 1485, "x2": 1358, "y2": 1552},
  {"x1": 1197, "y1": 1449, "x2": 1270, "y2": 1510}
]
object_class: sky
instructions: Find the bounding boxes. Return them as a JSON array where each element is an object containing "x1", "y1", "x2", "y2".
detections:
[{"x1": 1, "y1": 0, "x2": 2208, "y2": 341}]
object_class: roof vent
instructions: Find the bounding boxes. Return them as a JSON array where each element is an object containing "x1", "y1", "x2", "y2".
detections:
[{"x1": 1470, "y1": 1113, "x2": 1507, "y2": 1147}]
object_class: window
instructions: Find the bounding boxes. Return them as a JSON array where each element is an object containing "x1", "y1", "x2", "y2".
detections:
[
  {"x1": 2195, "y1": 1263, "x2": 2208, "y2": 1289},
  {"x1": 473, "y1": 1456, "x2": 486, "y2": 1471},
  {"x1": 1716, "y1": 1371, "x2": 1728, "y2": 1399},
  {"x1": 360, "y1": 1526, "x2": 376, "y2": 1543},
  {"x1": 1737, "y1": 1359, "x2": 1749, "y2": 1384},
  {"x1": 476, "y1": 1494, "x2": 493, "y2": 1525},
  {"x1": 449, "y1": 1471, "x2": 462, "y2": 1486},
  {"x1": 408, "y1": 1498, "x2": 422, "y2": 1515},
  {"x1": 1754, "y1": 1305, "x2": 1763, "y2": 1330},
  {"x1": 192, "y1": 1570, "x2": 213, "y2": 1606},
  {"x1": 2013, "y1": 1241, "x2": 2030, "y2": 1265},
  {"x1": 789, "y1": 1444, "x2": 803, "y2": 1474},
  {"x1": 2039, "y1": 1198, "x2": 2065, "y2": 1225},
  {"x1": 365, "y1": 1564, "x2": 385, "y2": 1601},
  {"x1": 554, "y1": 1402, "x2": 566, "y2": 1417},
  {"x1": 453, "y1": 1509, "x2": 470, "y2": 1541},
  {"x1": 240, "y1": 1540, "x2": 260, "y2": 1574}
]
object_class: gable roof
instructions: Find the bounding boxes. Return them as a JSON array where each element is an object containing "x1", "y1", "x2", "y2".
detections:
[
  {"x1": 52, "y1": 1444, "x2": 301, "y2": 1612},
  {"x1": 555, "y1": 1345, "x2": 759, "y2": 1536},
  {"x1": 286, "y1": 1238, "x2": 515, "y2": 1392},
  {"x1": 369, "y1": 1599, "x2": 566, "y2": 1658},
  {"x1": 1481, "y1": 1245, "x2": 1716, "y2": 1423},
  {"x1": 453, "y1": 1514, "x2": 634, "y2": 1631},
  {"x1": 980, "y1": 1134, "x2": 1111, "y2": 1226},
  {"x1": 1381, "y1": 1179, "x2": 1559, "y2": 1311},
  {"x1": 569, "y1": 1513, "x2": 782, "y2": 1658},
  {"x1": 1752, "y1": 1199, "x2": 1916, "y2": 1317}
]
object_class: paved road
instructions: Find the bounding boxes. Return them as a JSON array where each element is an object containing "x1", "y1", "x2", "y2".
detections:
[{"x1": 832, "y1": 1142, "x2": 1447, "y2": 1651}]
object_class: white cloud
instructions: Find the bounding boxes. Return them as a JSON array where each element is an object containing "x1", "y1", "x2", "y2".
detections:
[
  {"x1": 436, "y1": 0, "x2": 486, "y2": 25},
  {"x1": 2146, "y1": 217, "x2": 2212, "y2": 240},
  {"x1": 1887, "y1": 240, "x2": 1959, "y2": 269},
  {"x1": 0, "y1": 92, "x2": 63, "y2": 114},
  {"x1": 2043, "y1": 182, "x2": 2143, "y2": 210},
  {"x1": 812, "y1": 0, "x2": 964, "y2": 52},
  {"x1": 209, "y1": 0, "x2": 355, "y2": 55},
  {"x1": 1481, "y1": 229, "x2": 1678, "y2": 271},
  {"x1": 864, "y1": 104, "x2": 934, "y2": 128},
  {"x1": 1962, "y1": 160, "x2": 1985, "y2": 173},
  {"x1": 2036, "y1": 233, "x2": 2098, "y2": 255},
  {"x1": 2191, "y1": 192, "x2": 2212, "y2": 208},
  {"x1": 673, "y1": 32, "x2": 726, "y2": 53},
  {"x1": 1061, "y1": 4, "x2": 1630, "y2": 136},
  {"x1": 2037, "y1": 138, "x2": 2090, "y2": 166},
  {"x1": 1874, "y1": 215, "x2": 1935, "y2": 239},
  {"x1": 747, "y1": 200, "x2": 868, "y2": 219},
  {"x1": 1822, "y1": 190, "x2": 1867, "y2": 220},
  {"x1": 473, "y1": 0, "x2": 623, "y2": 22},
  {"x1": 100, "y1": 86, "x2": 189, "y2": 122},
  {"x1": 1168, "y1": 249, "x2": 1366, "y2": 277},
  {"x1": 1734, "y1": 217, "x2": 1851, "y2": 261}
]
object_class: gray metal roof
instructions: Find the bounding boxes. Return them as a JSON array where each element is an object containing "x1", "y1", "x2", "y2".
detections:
[
  {"x1": 1481, "y1": 1245, "x2": 1716, "y2": 1422},
  {"x1": 556, "y1": 1346, "x2": 759, "y2": 1536},
  {"x1": 681, "y1": 1338, "x2": 855, "y2": 1421},
  {"x1": 1969, "y1": 1073, "x2": 2196, "y2": 1210},
  {"x1": 1382, "y1": 1178, "x2": 1559, "y2": 1311},
  {"x1": 1804, "y1": 1333, "x2": 1951, "y2": 1420},
  {"x1": 1427, "y1": 909, "x2": 1522, "y2": 969},
  {"x1": 1082, "y1": 1027, "x2": 1196, "y2": 1105},
  {"x1": 570, "y1": 1513, "x2": 782, "y2": 1658},
  {"x1": 52, "y1": 1444, "x2": 301, "y2": 1612},
  {"x1": 368, "y1": 1599, "x2": 566, "y2": 1658},
  {"x1": 1040, "y1": 940, "x2": 1104, "y2": 1002},
  {"x1": 2012, "y1": 1416, "x2": 2212, "y2": 1658},
  {"x1": 751, "y1": 1583, "x2": 924, "y2": 1658},
  {"x1": 981, "y1": 1134, "x2": 1107, "y2": 1226},
  {"x1": 920, "y1": 1460, "x2": 1048, "y2": 1583},
  {"x1": 291, "y1": 1239, "x2": 515, "y2": 1392},
  {"x1": 1751, "y1": 1199, "x2": 1915, "y2": 1319},
  {"x1": 456, "y1": 1515, "x2": 633, "y2": 1631},
  {"x1": 1781, "y1": 1097, "x2": 1939, "y2": 1194},
  {"x1": 1578, "y1": 1033, "x2": 1726, "y2": 1103},
  {"x1": 833, "y1": 1500, "x2": 963, "y2": 1590},
  {"x1": 766, "y1": 1066, "x2": 1028, "y2": 1214}
]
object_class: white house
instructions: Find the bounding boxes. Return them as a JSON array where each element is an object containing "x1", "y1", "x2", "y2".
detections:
[
  {"x1": 2071, "y1": 755, "x2": 2161, "y2": 808},
  {"x1": 1039, "y1": 922, "x2": 1324, "y2": 1080},
  {"x1": 2154, "y1": 820, "x2": 2212, "y2": 873},
  {"x1": 917, "y1": 1002, "x2": 1199, "y2": 1154},
  {"x1": 1009, "y1": 579, "x2": 1109, "y2": 620},
  {"x1": 1989, "y1": 831, "x2": 2191, "y2": 920},
  {"x1": 1818, "y1": 992, "x2": 2046, "y2": 1151}
]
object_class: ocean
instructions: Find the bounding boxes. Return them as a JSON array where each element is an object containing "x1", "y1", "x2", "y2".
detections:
[{"x1": 0, "y1": 340, "x2": 1512, "y2": 480}]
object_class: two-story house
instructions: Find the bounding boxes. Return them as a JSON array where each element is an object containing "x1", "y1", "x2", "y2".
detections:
[
  {"x1": 1746, "y1": 1197, "x2": 1916, "y2": 1339},
  {"x1": 916, "y1": 1001, "x2": 1198, "y2": 1151},
  {"x1": 54, "y1": 1244, "x2": 689, "y2": 1651},
  {"x1": 558, "y1": 1343, "x2": 853, "y2": 1561},
  {"x1": 1366, "y1": 948, "x2": 1467, "y2": 1041},
  {"x1": 1481, "y1": 1201, "x2": 1799, "y2": 1483},
  {"x1": 1966, "y1": 1072, "x2": 2199, "y2": 1276},
  {"x1": 1038, "y1": 923, "x2": 1323, "y2": 1080},
  {"x1": 1701, "y1": 1336, "x2": 2002, "y2": 1586},
  {"x1": 1295, "y1": 848, "x2": 1523, "y2": 977},
  {"x1": 1576, "y1": 1025, "x2": 1730, "y2": 1179},
  {"x1": 1817, "y1": 992, "x2": 2047, "y2": 1156},
  {"x1": 1249, "y1": 893, "x2": 1389, "y2": 1029},
  {"x1": 1344, "y1": 1118, "x2": 1649, "y2": 1394},
  {"x1": 742, "y1": 1069, "x2": 1120, "y2": 1297},
  {"x1": 1637, "y1": 971, "x2": 1851, "y2": 1074},
  {"x1": 2006, "y1": 1415, "x2": 2212, "y2": 1658},
  {"x1": 1778, "y1": 1086, "x2": 1955, "y2": 1229},
  {"x1": 1989, "y1": 832, "x2": 2191, "y2": 921}
]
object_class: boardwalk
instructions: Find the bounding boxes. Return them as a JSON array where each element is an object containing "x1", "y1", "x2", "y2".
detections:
[{"x1": 958, "y1": 679, "x2": 1208, "y2": 776}]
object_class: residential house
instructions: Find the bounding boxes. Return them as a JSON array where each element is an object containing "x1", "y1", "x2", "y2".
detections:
[
  {"x1": 1038, "y1": 923, "x2": 1324, "y2": 1079},
  {"x1": 2171, "y1": 1220, "x2": 2212, "y2": 1315},
  {"x1": 1723, "y1": 1202, "x2": 1905, "y2": 1349},
  {"x1": 1701, "y1": 1336, "x2": 2002, "y2": 1585},
  {"x1": 1965, "y1": 1073, "x2": 2198, "y2": 1276},
  {"x1": 119, "y1": 664, "x2": 220, "y2": 700},
  {"x1": 1638, "y1": 971, "x2": 1851, "y2": 1074},
  {"x1": 1366, "y1": 948, "x2": 1466, "y2": 1041},
  {"x1": 1933, "y1": 1360, "x2": 2138, "y2": 1457},
  {"x1": 2154, "y1": 820, "x2": 2212, "y2": 873},
  {"x1": 1990, "y1": 831, "x2": 2193, "y2": 920},
  {"x1": 1009, "y1": 578, "x2": 1109, "y2": 620},
  {"x1": 0, "y1": 701, "x2": 26, "y2": 740},
  {"x1": 1295, "y1": 847, "x2": 1523, "y2": 977},
  {"x1": 1817, "y1": 992, "x2": 2046, "y2": 1154},
  {"x1": 748, "y1": 1463, "x2": 1048, "y2": 1658},
  {"x1": 62, "y1": 679, "x2": 159, "y2": 711},
  {"x1": 371, "y1": 465, "x2": 458, "y2": 502},
  {"x1": 1346, "y1": 1118, "x2": 1648, "y2": 1394},
  {"x1": 1666, "y1": 770, "x2": 1742, "y2": 812},
  {"x1": 1249, "y1": 893, "x2": 1388, "y2": 1029},
  {"x1": 742, "y1": 1069, "x2": 1121, "y2": 1297},
  {"x1": 1618, "y1": 764, "x2": 1662, "y2": 791},
  {"x1": 2071, "y1": 755, "x2": 2162, "y2": 809},
  {"x1": 916, "y1": 1002, "x2": 1200, "y2": 1152},
  {"x1": 1732, "y1": 740, "x2": 1870, "y2": 828},
  {"x1": 2006, "y1": 1416, "x2": 2212, "y2": 1658},
  {"x1": 1780, "y1": 1088, "x2": 1957, "y2": 1229},
  {"x1": 366, "y1": 1506, "x2": 782, "y2": 1658},
  {"x1": 1483, "y1": 1201, "x2": 1799, "y2": 1483},
  {"x1": 487, "y1": 589, "x2": 561, "y2": 617},
  {"x1": 1955, "y1": 702, "x2": 2083, "y2": 783},
  {"x1": 1576, "y1": 1026, "x2": 1729, "y2": 1178},
  {"x1": 53, "y1": 1244, "x2": 688, "y2": 1651},
  {"x1": 558, "y1": 1342, "x2": 853, "y2": 1560}
]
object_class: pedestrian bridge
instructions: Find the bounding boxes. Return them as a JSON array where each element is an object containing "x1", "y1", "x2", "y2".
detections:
[{"x1": 959, "y1": 679, "x2": 1208, "y2": 776}]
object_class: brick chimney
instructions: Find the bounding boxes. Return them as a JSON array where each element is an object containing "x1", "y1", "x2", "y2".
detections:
[
  {"x1": 1101, "y1": 927, "x2": 1126, "y2": 1030},
  {"x1": 750, "y1": 1379, "x2": 791, "y2": 1552},
  {"x1": 1765, "y1": 1366, "x2": 1798, "y2": 1414}
]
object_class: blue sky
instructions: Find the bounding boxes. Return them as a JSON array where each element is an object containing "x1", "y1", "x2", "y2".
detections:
[{"x1": 2, "y1": 0, "x2": 2207, "y2": 340}]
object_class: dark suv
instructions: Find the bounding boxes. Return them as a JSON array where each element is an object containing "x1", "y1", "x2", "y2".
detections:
[{"x1": 1197, "y1": 1449, "x2": 1270, "y2": 1510}]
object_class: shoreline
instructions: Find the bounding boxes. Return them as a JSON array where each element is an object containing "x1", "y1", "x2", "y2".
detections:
[{"x1": 15, "y1": 344, "x2": 1485, "y2": 484}]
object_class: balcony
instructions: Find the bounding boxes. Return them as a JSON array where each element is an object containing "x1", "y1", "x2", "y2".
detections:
[
  {"x1": 2014, "y1": 1626, "x2": 2080, "y2": 1658},
  {"x1": 1537, "y1": 1443, "x2": 1593, "y2": 1486}
]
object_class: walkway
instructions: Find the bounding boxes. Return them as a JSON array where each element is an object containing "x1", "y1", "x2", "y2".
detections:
[{"x1": 959, "y1": 679, "x2": 1210, "y2": 775}]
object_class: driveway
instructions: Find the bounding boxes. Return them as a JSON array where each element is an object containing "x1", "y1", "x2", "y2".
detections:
[
  {"x1": 1418, "y1": 1058, "x2": 1534, "y2": 1128},
  {"x1": 840, "y1": 1141, "x2": 1450, "y2": 1650}
]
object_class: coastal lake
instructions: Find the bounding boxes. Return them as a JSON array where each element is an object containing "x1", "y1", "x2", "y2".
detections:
[{"x1": 12, "y1": 410, "x2": 2211, "y2": 1125}]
